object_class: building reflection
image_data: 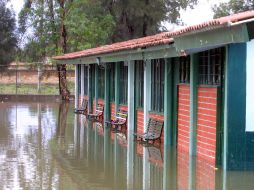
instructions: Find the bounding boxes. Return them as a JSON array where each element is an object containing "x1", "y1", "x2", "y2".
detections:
[
  {"x1": 2, "y1": 102, "x2": 254, "y2": 189},
  {"x1": 56, "y1": 111, "x2": 254, "y2": 190}
]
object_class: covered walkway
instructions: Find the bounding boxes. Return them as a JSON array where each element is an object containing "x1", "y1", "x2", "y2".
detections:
[{"x1": 54, "y1": 10, "x2": 254, "y2": 171}]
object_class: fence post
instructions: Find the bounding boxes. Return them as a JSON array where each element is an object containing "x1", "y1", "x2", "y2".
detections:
[{"x1": 37, "y1": 64, "x2": 42, "y2": 94}]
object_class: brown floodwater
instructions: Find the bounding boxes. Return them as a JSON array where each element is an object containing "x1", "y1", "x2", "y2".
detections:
[{"x1": 0, "y1": 101, "x2": 254, "y2": 190}]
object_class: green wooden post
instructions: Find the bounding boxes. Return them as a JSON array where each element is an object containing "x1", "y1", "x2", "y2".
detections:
[
  {"x1": 164, "y1": 58, "x2": 173, "y2": 147},
  {"x1": 104, "y1": 63, "x2": 110, "y2": 123},
  {"x1": 115, "y1": 63, "x2": 120, "y2": 113},
  {"x1": 95, "y1": 64, "x2": 98, "y2": 108},
  {"x1": 103, "y1": 63, "x2": 111, "y2": 184},
  {"x1": 223, "y1": 43, "x2": 247, "y2": 170},
  {"x1": 172, "y1": 61, "x2": 179, "y2": 146},
  {"x1": 104, "y1": 64, "x2": 110, "y2": 126},
  {"x1": 189, "y1": 54, "x2": 198, "y2": 156},
  {"x1": 88, "y1": 65, "x2": 93, "y2": 113}
]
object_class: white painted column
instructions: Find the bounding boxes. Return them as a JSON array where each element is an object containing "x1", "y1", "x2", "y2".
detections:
[
  {"x1": 75, "y1": 64, "x2": 79, "y2": 108},
  {"x1": 143, "y1": 147, "x2": 151, "y2": 190},
  {"x1": 143, "y1": 59, "x2": 151, "y2": 190},
  {"x1": 143, "y1": 59, "x2": 151, "y2": 131},
  {"x1": 88, "y1": 65, "x2": 93, "y2": 113},
  {"x1": 127, "y1": 60, "x2": 135, "y2": 133},
  {"x1": 80, "y1": 119, "x2": 85, "y2": 159},
  {"x1": 127, "y1": 60, "x2": 135, "y2": 190},
  {"x1": 74, "y1": 114, "x2": 78, "y2": 156},
  {"x1": 81, "y1": 64, "x2": 84, "y2": 97}
]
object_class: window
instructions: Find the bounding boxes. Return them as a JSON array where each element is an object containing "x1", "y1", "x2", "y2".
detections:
[
  {"x1": 199, "y1": 48, "x2": 224, "y2": 85},
  {"x1": 98, "y1": 65, "x2": 105, "y2": 99},
  {"x1": 135, "y1": 60, "x2": 144, "y2": 108},
  {"x1": 119, "y1": 62, "x2": 128, "y2": 105},
  {"x1": 151, "y1": 59, "x2": 165, "y2": 113},
  {"x1": 110, "y1": 63, "x2": 115, "y2": 102},
  {"x1": 77, "y1": 64, "x2": 81, "y2": 95},
  {"x1": 90, "y1": 64, "x2": 95, "y2": 99},
  {"x1": 84, "y1": 66, "x2": 88, "y2": 95},
  {"x1": 179, "y1": 56, "x2": 190, "y2": 84}
]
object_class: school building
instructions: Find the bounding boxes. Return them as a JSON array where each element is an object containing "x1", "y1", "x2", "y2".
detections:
[{"x1": 54, "y1": 10, "x2": 254, "y2": 170}]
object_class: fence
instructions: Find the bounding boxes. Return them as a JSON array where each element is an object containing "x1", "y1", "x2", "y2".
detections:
[{"x1": 0, "y1": 63, "x2": 75, "y2": 95}]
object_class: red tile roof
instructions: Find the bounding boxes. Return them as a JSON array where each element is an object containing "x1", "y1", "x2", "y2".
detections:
[{"x1": 54, "y1": 10, "x2": 254, "y2": 60}]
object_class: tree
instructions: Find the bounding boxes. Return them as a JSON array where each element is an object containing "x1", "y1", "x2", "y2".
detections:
[
  {"x1": 17, "y1": 0, "x2": 199, "y2": 99},
  {"x1": 0, "y1": 1, "x2": 17, "y2": 67},
  {"x1": 65, "y1": 0, "x2": 115, "y2": 52},
  {"x1": 18, "y1": 0, "x2": 115, "y2": 100},
  {"x1": 101, "y1": 0, "x2": 198, "y2": 42},
  {"x1": 212, "y1": 0, "x2": 254, "y2": 18}
]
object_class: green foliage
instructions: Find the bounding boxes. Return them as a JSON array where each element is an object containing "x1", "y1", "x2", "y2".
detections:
[
  {"x1": 212, "y1": 0, "x2": 254, "y2": 18},
  {"x1": 17, "y1": 0, "x2": 199, "y2": 62},
  {"x1": 0, "y1": 1, "x2": 17, "y2": 66},
  {"x1": 65, "y1": 0, "x2": 115, "y2": 51},
  {"x1": 18, "y1": 0, "x2": 60, "y2": 62}
]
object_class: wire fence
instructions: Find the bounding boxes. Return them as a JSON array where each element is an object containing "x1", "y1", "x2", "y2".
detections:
[{"x1": 0, "y1": 63, "x2": 75, "y2": 95}]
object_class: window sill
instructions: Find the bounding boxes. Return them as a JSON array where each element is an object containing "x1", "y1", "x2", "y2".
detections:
[
  {"x1": 136, "y1": 107, "x2": 144, "y2": 111},
  {"x1": 148, "y1": 110, "x2": 164, "y2": 116},
  {"x1": 197, "y1": 84, "x2": 220, "y2": 88}
]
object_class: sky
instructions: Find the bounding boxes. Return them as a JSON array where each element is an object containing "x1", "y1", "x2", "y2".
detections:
[{"x1": 9, "y1": 0, "x2": 229, "y2": 26}]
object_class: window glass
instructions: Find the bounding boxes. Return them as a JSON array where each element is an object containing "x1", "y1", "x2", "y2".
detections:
[
  {"x1": 199, "y1": 48, "x2": 224, "y2": 85},
  {"x1": 135, "y1": 60, "x2": 144, "y2": 108},
  {"x1": 151, "y1": 59, "x2": 165, "y2": 113},
  {"x1": 98, "y1": 66, "x2": 105, "y2": 99},
  {"x1": 119, "y1": 62, "x2": 128, "y2": 105}
]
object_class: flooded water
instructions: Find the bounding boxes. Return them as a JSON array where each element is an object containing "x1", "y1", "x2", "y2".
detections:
[{"x1": 0, "y1": 101, "x2": 254, "y2": 190}]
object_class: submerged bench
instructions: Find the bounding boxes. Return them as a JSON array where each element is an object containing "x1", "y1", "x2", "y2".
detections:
[
  {"x1": 87, "y1": 104, "x2": 104, "y2": 122},
  {"x1": 105, "y1": 110, "x2": 128, "y2": 132},
  {"x1": 134, "y1": 118, "x2": 164, "y2": 144},
  {"x1": 74, "y1": 99, "x2": 88, "y2": 115}
]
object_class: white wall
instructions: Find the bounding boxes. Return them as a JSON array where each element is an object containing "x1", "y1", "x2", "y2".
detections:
[{"x1": 246, "y1": 39, "x2": 254, "y2": 131}]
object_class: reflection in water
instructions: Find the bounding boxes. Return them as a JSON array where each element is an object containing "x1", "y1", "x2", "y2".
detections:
[{"x1": 0, "y1": 102, "x2": 254, "y2": 190}]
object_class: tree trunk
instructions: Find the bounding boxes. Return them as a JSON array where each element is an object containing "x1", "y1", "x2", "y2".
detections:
[
  {"x1": 58, "y1": 0, "x2": 70, "y2": 101},
  {"x1": 142, "y1": 0, "x2": 149, "y2": 37}
]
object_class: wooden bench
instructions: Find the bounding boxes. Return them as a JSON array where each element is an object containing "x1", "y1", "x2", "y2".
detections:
[
  {"x1": 133, "y1": 118, "x2": 164, "y2": 144},
  {"x1": 105, "y1": 110, "x2": 128, "y2": 132},
  {"x1": 74, "y1": 99, "x2": 88, "y2": 115},
  {"x1": 87, "y1": 104, "x2": 104, "y2": 122}
]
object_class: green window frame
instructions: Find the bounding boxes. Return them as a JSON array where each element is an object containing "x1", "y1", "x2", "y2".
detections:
[
  {"x1": 151, "y1": 59, "x2": 165, "y2": 113},
  {"x1": 110, "y1": 63, "x2": 115, "y2": 102},
  {"x1": 119, "y1": 62, "x2": 128, "y2": 105},
  {"x1": 135, "y1": 60, "x2": 144, "y2": 108},
  {"x1": 98, "y1": 65, "x2": 105, "y2": 99},
  {"x1": 198, "y1": 47, "x2": 224, "y2": 85},
  {"x1": 90, "y1": 64, "x2": 95, "y2": 99},
  {"x1": 77, "y1": 64, "x2": 81, "y2": 95},
  {"x1": 84, "y1": 66, "x2": 88, "y2": 96},
  {"x1": 179, "y1": 56, "x2": 190, "y2": 84}
]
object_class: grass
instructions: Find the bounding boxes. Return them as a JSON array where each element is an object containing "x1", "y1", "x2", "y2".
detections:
[{"x1": 0, "y1": 82, "x2": 75, "y2": 95}]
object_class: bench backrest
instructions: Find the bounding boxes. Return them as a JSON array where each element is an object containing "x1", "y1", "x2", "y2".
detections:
[
  {"x1": 115, "y1": 110, "x2": 128, "y2": 123},
  {"x1": 95, "y1": 104, "x2": 104, "y2": 115},
  {"x1": 80, "y1": 99, "x2": 86, "y2": 108},
  {"x1": 146, "y1": 118, "x2": 164, "y2": 139}
]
